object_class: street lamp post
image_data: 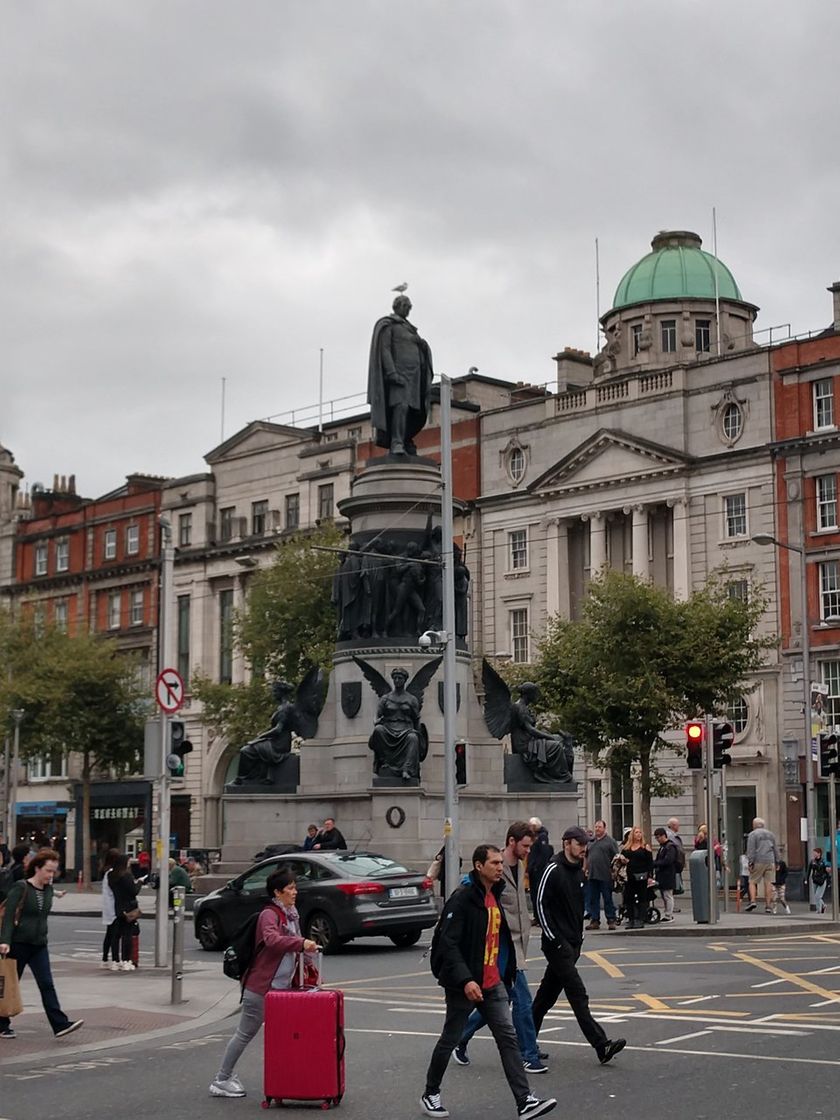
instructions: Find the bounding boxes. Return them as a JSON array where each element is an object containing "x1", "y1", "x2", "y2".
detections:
[
  {"x1": 7, "y1": 709, "x2": 24, "y2": 847},
  {"x1": 752, "y1": 533, "x2": 816, "y2": 872}
]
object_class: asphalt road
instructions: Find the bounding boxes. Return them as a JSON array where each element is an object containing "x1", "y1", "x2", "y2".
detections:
[{"x1": 2, "y1": 924, "x2": 839, "y2": 1120}]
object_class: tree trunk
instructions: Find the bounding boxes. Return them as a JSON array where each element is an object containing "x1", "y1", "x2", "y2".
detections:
[
  {"x1": 81, "y1": 751, "x2": 92, "y2": 891},
  {"x1": 638, "y1": 740, "x2": 653, "y2": 842}
]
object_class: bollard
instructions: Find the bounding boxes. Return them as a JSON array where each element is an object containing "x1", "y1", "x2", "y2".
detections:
[{"x1": 170, "y1": 885, "x2": 187, "y2": 1005}]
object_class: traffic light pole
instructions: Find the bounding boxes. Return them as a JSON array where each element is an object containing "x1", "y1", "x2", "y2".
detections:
[
  {"x1": 440, "y1": 375, "x2": 460, "y2": 902},
  {"x1": 720, "y1": 762, "x2": 729, "y2": 914},
  {"x1": 705, "y1": 713, "x2": 717, "y2": 924},
  {"x1": 155, "y1": 518, "x2": 174, "y2": 968},
  {"x1": 830, "y1": 774, "x2": 839, "y2": 922}
]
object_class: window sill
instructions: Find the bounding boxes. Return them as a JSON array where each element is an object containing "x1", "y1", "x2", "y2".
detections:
[
  {"x1": 505, "y1": 569, "x2": 531, "y2": 578},
  {"x1": 812, "y1": 527, "x2": 839, "y2": 537}
]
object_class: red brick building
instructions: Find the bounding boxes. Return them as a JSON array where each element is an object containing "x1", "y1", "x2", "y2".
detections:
[{"x1": 770, "y1": 285, "x2": 840, "y2": 858}]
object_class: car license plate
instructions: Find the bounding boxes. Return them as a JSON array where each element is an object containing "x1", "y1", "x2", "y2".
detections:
[{"x1": 389, "y1": 886, "x2": 419, "y2": 899}]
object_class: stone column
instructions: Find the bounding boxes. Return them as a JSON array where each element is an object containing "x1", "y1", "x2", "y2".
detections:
[
  {"x1": 232, "y1": 574, "x2": 247, "y2": 684},
  {"x1": 587, "y1": 511, "x2": 607, "y2": 575},
  {"x1": 544, "y1": 517, "x2": 560, "y2": 618},
  {"x1": 669, "y1": 497, "x2": 690, "y2": 600},
  {"x1": 630, "y1": 504, "x2": 649, "y2": 579}
]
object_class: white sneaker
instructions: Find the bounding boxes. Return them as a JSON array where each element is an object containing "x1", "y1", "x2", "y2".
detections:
[
  {"x1": 109, "y1": 961, "x2": 120, "y2": 971},
  {"x1": 209, "y1": 1078, "x2": 246, "y2": 1098},
  {"x1": 120, "y1": 961, "x2": 136, "y2": 971}
]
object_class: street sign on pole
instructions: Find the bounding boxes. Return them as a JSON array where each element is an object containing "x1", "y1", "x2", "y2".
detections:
[{"x1": 155, "y1": 668, "x2": 185, "y2": 714}]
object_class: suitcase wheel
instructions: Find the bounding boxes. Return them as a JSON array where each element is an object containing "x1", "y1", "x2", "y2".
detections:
[{"x1": 261, "y1": 1099, "x2": 271, "y2": 1109}]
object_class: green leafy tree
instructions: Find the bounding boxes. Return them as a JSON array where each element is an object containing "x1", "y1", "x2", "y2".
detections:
[
  {"x1": 531, "y1": 570, "x2": 774, "y2": 839},
  {"x1": 192, "y1": 524, "x2": 342, "y2": 758},
  {"x1": 0, "y1": 615, "x2": 145, "y2": 887}
]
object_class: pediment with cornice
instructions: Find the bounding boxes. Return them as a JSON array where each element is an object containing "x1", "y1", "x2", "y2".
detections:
[
  {"x1": 205, "y1": 421, "x2": 305, "y2": 464},
  {"x1": 529, "y1": 428, "x2": 692, "y2": 496}
]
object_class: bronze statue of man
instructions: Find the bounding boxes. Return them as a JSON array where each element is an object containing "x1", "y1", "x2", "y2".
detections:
[{"x1": 367, "y1": 295, "x2": 434, "y2": 456}]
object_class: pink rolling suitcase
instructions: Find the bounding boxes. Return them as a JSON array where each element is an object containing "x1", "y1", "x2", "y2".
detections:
[{"x1": 262, "y1": 955, "x2": 345, "y2": 1109}]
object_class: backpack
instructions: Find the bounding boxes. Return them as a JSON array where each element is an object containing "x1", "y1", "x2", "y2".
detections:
[
  {"x1": 428, "y1": 885, "x2": 468, "y2": 980},
  {"x1": 675, "y1": 843, "x2": 686, "y2": 873},
  {"x1": 222, "y1": 911, "x2": 263, "y2": 981},
  {"x1": 812, "y1": 861, "x2": 828, "y2": 887}
]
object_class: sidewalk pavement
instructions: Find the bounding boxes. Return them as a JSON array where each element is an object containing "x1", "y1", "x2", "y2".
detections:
[
  {"x1": 47, "y1": 881, "x2": 198, "y2": 918},
  {"x1": 583, "y1": 897, "x2": 840, "y2": 937},
  {"x1": 0, "y1": 930, "x2": 239, "y2": 1067}
]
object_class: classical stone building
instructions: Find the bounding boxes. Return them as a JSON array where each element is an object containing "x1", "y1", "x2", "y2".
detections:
[{"x1": 475, "y1": 230, "x2": 785, "y2": 870}]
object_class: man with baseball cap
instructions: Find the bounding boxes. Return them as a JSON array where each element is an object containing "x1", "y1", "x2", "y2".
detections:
[{"x1": 532, "y1": 826, "x2": 626, "y2": 1065}]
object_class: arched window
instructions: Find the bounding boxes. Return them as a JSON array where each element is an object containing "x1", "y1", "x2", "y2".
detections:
[{"x1": 726, "y1": 696, "x2": 749, "y2": 735}]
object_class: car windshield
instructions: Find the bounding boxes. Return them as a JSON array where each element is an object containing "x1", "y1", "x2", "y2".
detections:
[{"x1": 331, "y1": 854, "x2": 411, "y2": 878}]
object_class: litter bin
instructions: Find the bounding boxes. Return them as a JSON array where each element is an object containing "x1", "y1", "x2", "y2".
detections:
[{"x1": 689, "y1": 849, "x2": 718, "y2": 923}]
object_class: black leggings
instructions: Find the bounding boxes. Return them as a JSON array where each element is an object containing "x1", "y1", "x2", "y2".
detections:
[
  {"x1": 102, "y1": 920, "x2": 121, "y2": 962},
  {"x1": 116, "y1": 918, "x2": 139, "y2": 963},
  {"x1": 625, "y1": 878, "x2": 648, "y2": 924}
]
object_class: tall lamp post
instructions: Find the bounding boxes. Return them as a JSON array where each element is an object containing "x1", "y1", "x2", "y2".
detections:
[{"x1": 752, "y1": 533, "x2": 816, "y2": 866}]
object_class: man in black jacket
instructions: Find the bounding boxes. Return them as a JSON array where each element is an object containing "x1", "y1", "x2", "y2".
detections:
[
  {"x1": 533, "y1": 827, "x2": 626, "y2": 1065},
  {"x1": 423, "y1": 845, "x2": 556, "y2": 1120},
  {"x1": 312, "y1": 818, "x2": 347, "y2": 851}
]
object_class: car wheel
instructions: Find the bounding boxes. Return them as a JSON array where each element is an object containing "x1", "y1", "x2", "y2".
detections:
[
  {"x1": 389, "y1": 929, "x2": 422, "y2": 949},
  {"x1": 306, "y1": 910, "x2": 340, "y2": 954},
  {"x1": 196, "y1": 910, "x2": 223, "y2": 950}
]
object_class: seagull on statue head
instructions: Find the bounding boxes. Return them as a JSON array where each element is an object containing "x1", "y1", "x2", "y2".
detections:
[{"x1": 391, "y1": 282, "x2": 409, "y2": 294}]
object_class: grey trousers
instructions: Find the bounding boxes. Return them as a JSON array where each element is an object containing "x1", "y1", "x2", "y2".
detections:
[
  {"x1": 218, "y1": 989, "x2": 265, "y2": 1079},
  {"x1": 425, "y1": 984, "x2": 529, "y2": 1105}
]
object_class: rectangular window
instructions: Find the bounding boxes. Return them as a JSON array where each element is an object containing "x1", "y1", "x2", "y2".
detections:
[
  {"x1": 610, "y1": 761, "x2": 634, "y2": 842},
  {"x1": 510, "y1": 607, "x2": 530, "y2": 663},
  {"x1": 126, "y1": 524, "x2": 139, "y2": 555},
  {"x1": 130, "y1": 589, "x2": 144, "y2": 626},
  {"x1": 819, "y1": 659, "x2": 840, "y2": 729},
  {"x1": 724, "y1": 493, "x2": 747, "y2": 538},
  {"x1": 509, "y1": 528, "x2": 528, "y2": 570},
  {"x1": 219, "y1": 588, "x2": 234, "y2": 684},
  {"x1": 104, "y1": 528, "x2": 117, "y2": 560},
  {"x1": 251, "y1": 500, "x2": 268, "y2": 536},
  {"x1": 29, "y1": 749, "x2": 68, "y2": 780},
  {"x1": 55, "y1": 539, "x2": 69, "y2": 572},
  {"x1": 820, "y1": 561, "x2": 840, "y2": 621},
  {"x1": 727, "y1": 578, "x2": 749, "y2": 603},
  {"x1": 177, "y1": 595, "x2": 191, "y2": 685},
  {"x1": 35, "y1": 543, "x2": 48, "y2": 576},
  {"x1": 814, "y1": 378, "x2": 835, "y2": 430},
  {"x1": 178, "y1": 512, "x2": 193, "y2": 548},
  {"x1": 661, "y1": 319, "x2": 677, "y2": 353},
  {"x1": 285, "y1": 493, "x2": 300, "y2": 530},
  {"x1": 631, "y1": 323, "x2": 643, "y2": 356},
  {"x1": 348, "y1": 426, "x2": 363, "y2": 440},
  {"x1": 108, "y1": 591, "x2": 121, "y2": 630},
  {"x1": 817, "y1": 474, "x2": 838, "y2": 530},
  {"x1": 318, "y1": 483, "x2": 334, "y2": 521},
  {"x1": 696, "y1": 319, "x2": 711, "y2": 352},
  {"x1": 219, "y1": 507, "x2": 235, "y2": 542},
  {"x1": 54, "y1": 599, "x2": 68, "y2": 631}
]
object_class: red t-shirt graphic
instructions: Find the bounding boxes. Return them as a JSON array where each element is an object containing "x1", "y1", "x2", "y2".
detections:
[{"x1": 482, "y1": 890, "x2": 502, "y2": 989}]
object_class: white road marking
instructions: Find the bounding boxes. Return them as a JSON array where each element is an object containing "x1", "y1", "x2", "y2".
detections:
[
  {"x1": 712, "y1": 1025, "x2": 808, "y2": 1037},
  {"x1": 656, "y1": 1030, "x2": 712, "y2": 1045},
  {"x1": 678, "y1": 996, "x2": 717, "y2": 1005},
  {"x1": 751, "y1": 979, "x2": 786, "y2": 988}
]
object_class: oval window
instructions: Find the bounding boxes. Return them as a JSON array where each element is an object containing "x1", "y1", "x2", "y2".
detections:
[
  {"x1": 508, "y1": 446, "x2": 526, "y2": 484},
  {"x1": 722, "y1": 402, "x2": 743, "y2": 442}
]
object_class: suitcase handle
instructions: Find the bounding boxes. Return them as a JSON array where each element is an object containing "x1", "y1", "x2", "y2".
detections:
[{"x1": 337, "y1": 1026, "x2": 346, "y2": 1058}]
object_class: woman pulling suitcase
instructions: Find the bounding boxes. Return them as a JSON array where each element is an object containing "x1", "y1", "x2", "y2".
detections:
[{"x1": 210, "y1": 870, "x2": 318, "y2": 1098}]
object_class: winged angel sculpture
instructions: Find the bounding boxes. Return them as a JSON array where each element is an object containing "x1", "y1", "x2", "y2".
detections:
[
  {"x1": 233, "y1": 668, "x2": 326, "y2": 785},
  {"x1": 353, "y1": 656, "x2": 442, "y2": 781},
  {"x1": 481, "y1": 660, "x2": 575, "y2": 784}
]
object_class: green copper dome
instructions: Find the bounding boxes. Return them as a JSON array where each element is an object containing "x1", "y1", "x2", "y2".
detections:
[{"x1": 612, "y1": 230, "x2": 743, "y2": 310}]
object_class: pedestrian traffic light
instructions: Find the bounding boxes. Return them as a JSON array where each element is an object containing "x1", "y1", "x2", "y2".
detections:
[
  {"x1": 685, "y1": 721, "x2": 704, "y2": 769},
  {"x1": 712, "y1": 721, "x2": 734, "y2": 769},
  {"x1": 454, "y1": 741, "x2": 467, "y2": 786},
  {"x1": 167, "y1": 719, "x2": 193, "y2": 777},
  {"x1": 819, "y1": 732, "x2": 839, "y2": 778}
]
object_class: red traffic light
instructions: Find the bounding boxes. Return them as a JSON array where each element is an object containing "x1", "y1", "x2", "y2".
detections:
[{"x1": 685, "y1": 721, "x2": 704, "y2": 769}]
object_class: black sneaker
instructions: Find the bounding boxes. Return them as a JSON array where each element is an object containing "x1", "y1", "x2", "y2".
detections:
[
  {"x1": 421, "y1": 1093, "x2": 449, "y2": 1117},
  {"x1": 0, "y1": 1028, "x2": 16, "y2": 1039},
  {"x1": 597, "y1": 1038, "x2": 626, "y2": 1065},
  {"x1": 523, "y1": 1060, "x2": 548, "y2": 1074},
  {"x1": 518, "y1": 1095, "x2": 557, "y2": 1120},
  {"x1": 55, "y1": 1020, "x2": 84, "y2": 1039},
  {"x1": 745, "y1": 902, "x2": 756, "y2": 911},
  {"x1": 452, "y1": 1046, "x2": 470, "y2": 1066}
]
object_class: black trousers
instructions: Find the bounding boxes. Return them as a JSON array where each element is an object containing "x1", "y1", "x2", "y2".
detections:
[
  {"x1": 532, "y1": 943, "x2": 607, "y2": 1049},
  {"x1": 625, "y1": 878, "x2": 648, "y2": 925}
]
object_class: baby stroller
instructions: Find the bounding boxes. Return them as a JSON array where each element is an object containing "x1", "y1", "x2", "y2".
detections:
[{"x1": 611, "y1": 856, "x2": 662, "y2": 926}]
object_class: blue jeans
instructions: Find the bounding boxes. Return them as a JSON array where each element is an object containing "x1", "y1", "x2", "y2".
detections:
[
  {"x1": 459, "y1": 969, "x2": 539, "y2": 1065},
  {"x1": 586, "y1": 878, "x2": 616, "y2": 922},
  {"x1": 0, "y1": 942, "x2": 73, "y2": 1035}
]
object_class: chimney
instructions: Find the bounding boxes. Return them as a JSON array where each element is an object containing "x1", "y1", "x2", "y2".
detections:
[
  {"x1": 68, "y1": 474, "x2": 76, "y2": 494},
  {"x1": 53, "y1": 473, "x2": 59, "y2": 491},
  {"x1": 829, "y1": 282, "x2": 840, "y2": 333}
]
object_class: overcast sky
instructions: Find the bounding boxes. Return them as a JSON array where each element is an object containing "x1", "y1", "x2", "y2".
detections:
[{"x1": 3, "y1": 2, "x2": 839, "y2": 497}]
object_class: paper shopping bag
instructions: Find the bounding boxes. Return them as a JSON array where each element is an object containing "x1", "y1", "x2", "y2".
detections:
[{"x1": 0, "y1": 956, "x2": 23, "y2": 1018}]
